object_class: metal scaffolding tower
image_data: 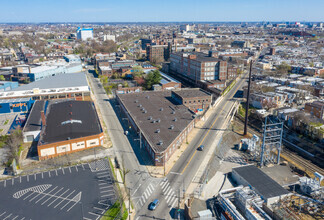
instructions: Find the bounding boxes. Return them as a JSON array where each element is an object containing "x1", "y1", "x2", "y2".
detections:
[{"x1": 260, "y1": 117, "x2": 284, "y2": 167}]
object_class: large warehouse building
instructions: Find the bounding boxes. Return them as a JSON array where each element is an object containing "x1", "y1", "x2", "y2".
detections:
[
  {"x1": 0, "y1": 72, "x2": 90, "y2": 101},
  {"x1": 37, "y1": 100, "x2": 104, "y2": 160},
  {"x1": 117, "y1": 90, "x2": 205, "y2": 166}
]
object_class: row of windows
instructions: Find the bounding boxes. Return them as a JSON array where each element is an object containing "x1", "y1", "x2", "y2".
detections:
[{"x1": 184, "y1": 99, "x2": 209, "y2": 104}]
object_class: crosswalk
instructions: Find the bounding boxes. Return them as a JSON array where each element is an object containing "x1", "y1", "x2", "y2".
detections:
[
  {"x1": 138, "y1": 183, "x2": 155, "y2": 207},
  {"x1": 160, "y1": 178, "x2": 178, "y2": 210}
]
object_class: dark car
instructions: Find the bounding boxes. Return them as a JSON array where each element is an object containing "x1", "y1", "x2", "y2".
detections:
[
  {"x1": 149, "y1": 199, "x2": 159, "y2": 210},
  {"x1": 198, "y1": 145, "x2": 204, "y2": 151}
]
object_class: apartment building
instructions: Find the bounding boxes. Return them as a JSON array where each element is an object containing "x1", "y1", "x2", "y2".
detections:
[
  {"x1": 170, "y1": 52, "x2": 228, "y2": 83},
  {"x1": 146, "y1": 45, "x2": 170, "y2": 62},
  {"x1": 305, "y1": 101, "x2": 324, "y2": 120}
]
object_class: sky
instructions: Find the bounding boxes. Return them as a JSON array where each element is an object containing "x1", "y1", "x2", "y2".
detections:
[{"x1": 0, "y1": 0, "x2": 323, "y2": 23}]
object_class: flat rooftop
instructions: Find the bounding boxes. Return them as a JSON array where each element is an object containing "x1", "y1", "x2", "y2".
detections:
[
  {"x1": 173, "y1": 52, "x2": 221, "y2": 62},
  {"x1": 172, "y1": 88, "x2": 211, "y2": 99},
  {"x1": 12, "y1": 72, "x2": 88, "y2": 91},
  {"x1": 23, "y1": 100, "x2": 45, "y2": 132},
  {"x1": 39, "y1": 100, "x2": 102, "y2": 145},
  {"x1": 117, "y1": 91, "x2": 195, "y2": 153},
  {"x1": 233, "y1": 165, "x2": 289, "y2": 200}
]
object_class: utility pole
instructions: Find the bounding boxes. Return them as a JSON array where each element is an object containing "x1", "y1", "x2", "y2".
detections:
[
  {"x1": 244, "y1": 61, "x2": 253, "y2": 136},
  {"x1": 128, "y1": 187, "x2": 131, "y2": 220}
]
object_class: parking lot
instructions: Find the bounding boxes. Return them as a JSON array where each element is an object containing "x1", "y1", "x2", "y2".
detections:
[{"x1": 0, "y1": 159, "x2": 117, "y2": 220}]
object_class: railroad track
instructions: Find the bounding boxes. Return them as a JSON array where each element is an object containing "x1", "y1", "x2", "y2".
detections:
[{"x1": 234, "y1": 118, "x2": 324, "y2": 177}]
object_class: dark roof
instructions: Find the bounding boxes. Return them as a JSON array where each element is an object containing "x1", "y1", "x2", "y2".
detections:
[
  {"x1": 172, "y1": 88, "x2": 211, "y2": 99},
  {"x1": 233, "y1": 165, "x2": 289, "y2": 199},
  {"x1": 23, "y1": 100, "x2": 45, "y2": 132},
  {"x1": 117, "y1": 91, "x2": 194, "y2": 153},
  {"x1": 172, "y1": 52, "x2": 221, "y2": 62},
  {"x1": 39, "y1": 100, "x2": 102, "y2": 145}
]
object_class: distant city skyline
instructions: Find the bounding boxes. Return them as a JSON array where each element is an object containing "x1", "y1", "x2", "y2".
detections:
[{"x1": 0, "y1": 0, "x2": 323, "y2": 23}]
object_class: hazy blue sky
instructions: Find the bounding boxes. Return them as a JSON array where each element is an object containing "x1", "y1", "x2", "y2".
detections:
[{"x1": 1, "y1": 0, "x2": 323, "y2": 23}]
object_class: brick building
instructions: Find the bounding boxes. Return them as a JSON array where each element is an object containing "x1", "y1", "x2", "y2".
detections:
[
  {"x1": 171, "y1": 88, "x2": 212, "y2": 113},
  {"x1": 146, "y1": 45, "x2": 171, "y2": 63},
  {"x1": 305, "y1": 101, "x2": 324, "y2": 120},
  {"x1": 37, "y1": 100, "x2": 104, "y2": 160},
  {"x1": 170, "y1": 52, "x2": 228, "y2": 84},
  {"x1": 116, "y1": 91, "x2": 195, "y2": 166}
]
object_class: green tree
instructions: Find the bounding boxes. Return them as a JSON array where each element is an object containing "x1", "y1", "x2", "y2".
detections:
[
  {"x1": 144, "y1": 70, "x2": 162, "y2": 90},
  {"x1": 6, "y1": 128, "x2": 23, "y2": 165},
  {"x1": 276, "y1": 62, "x2": 291, "y2": 75},
  {"x1": 0, "y1": 75, "x2": 5, "y2": 81}
]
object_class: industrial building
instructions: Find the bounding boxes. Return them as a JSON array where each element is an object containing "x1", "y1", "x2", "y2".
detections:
[
  {"x1": 0, "y1": 98, "x2": 33, "y2": 114},
  {"x1": 231, "y1": 165, "x2": 290, "y2": 205},
  {"x1": 23, "y1": 100, "x2": 45, "y2": 142},
  {"x1": 0, "y1": 81, "x2": 18, "y2": 92},
  {"x1": 116, "y1": 91, "x2": 196, "y2": 166},
  {"x1": 0, "y1": 72, "x2": 90, "y2": 101},
  {"x1": 37, "y1": 100, "x2": 103, "y2": 160}
]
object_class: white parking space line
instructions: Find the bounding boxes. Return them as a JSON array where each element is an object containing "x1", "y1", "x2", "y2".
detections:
[
  {"x1": 98, "y1": 174, "x2": 110, "y2": 178},
  {"x1": 100, "y1": 193, "x2": 115, "y2": 198},
  {"x1": 62, "y1": 168, "x2": 65, "y2": 175},
  {"x1": 29, "y1": 191, "x2": 44, "y2": 202},
  {"x1": 69, "y1": 167, "x2": 71, "y2": 173},
  {"x1": 20, "y1": 217, "x2": 25, "y2": 220},
  {"x1": 0, "y1": 212, "x2": 6, "y2": 217},
  {"x1": 98, "y1": 183, "x2": 107, "y2": 186},
  {"x1": 66, "y1": 201, "x2": 79, "y2": 212},
  {"x1": 97, "y1": 171, "x2": 108, "y2": 175},
  {"x1": 12, "y1": 178, "x2": 14, "y2": 185},
  {"x1": 88, "y1": 212, "x2": 100, "y2": 217},
  {"x1": 83, "y1": 217, "x2": 92, "y2": 220},
  {"x1": 82, "y1": 164, "x2": 85, "y2": 170},
  {"x1": 35, "y1": 186, "x2": 58, "y2": 204},
  {"x1": 4, "y1": 180, "x2": 6, "y2": 187},
  {"x1": 41, "y1": 187, "x2": 64, "y2": 205},
  {"x1": 54, "y1": 190, "x2": 75, "y2": 208},
  {"x1": 20, "y1": 176, "x2": 21, "y2": 183},
  {"x1": 23, "y1": 192, "x2": 36, "y2": 200},
  {"x1": 48, "y1": 171, "x2": 51, "y2": 177},
  {"x1": 99, "y1": 186, "x2": 113, "y2": 189},
  {"x1": 42, "y1": 172, "x2": 44, "y2": 179},
  {"x1": 100, "y1": 189, "x2": 113, "y2": 193},
  {"x1": 34, "y1": 174, "x2": 36, "y2": 181},
  {"x1": 75, "y1": 166, "x2": 78, "y2": 172},
  {"x1": 27, "y1": 175, "x2": 29, "y2": 182},
  {"x1": 12, "y1": 215, "x2": 19, "y2": 220},
  {"x1": 55, "y1": 170, "x2": 58, "y2": 176},
  {"x1": 3, "y1": 213, "x2": 12, "y2": 220},
  {"x1": 47, "y1": 189, "x2": 70, "y2": 207},
  {"x1": 94, "y1": 207, "x2": 105, "y2": 212}
]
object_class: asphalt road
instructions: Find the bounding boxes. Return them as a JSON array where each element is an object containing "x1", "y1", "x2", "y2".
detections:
[
  {"x1": 0, "y1": 159, "x2": 117, "y2": 220},
  {"x1": 87, "y1": 67, "x2": 247, "y2": 219},
  {"x1": 135, "y1": 73, "x2": 248, "y2": 219}
]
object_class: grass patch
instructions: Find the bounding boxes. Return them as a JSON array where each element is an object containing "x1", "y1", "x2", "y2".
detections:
[
  {"x1": 4, "y1": 120, "x2": 9, "y2": 125},
  {"x1": 100, "y1": 201, "x2": 128, "y2": 220},
  {"x1": 222, "y1": 80, "x2": 237, "y2": 96}
]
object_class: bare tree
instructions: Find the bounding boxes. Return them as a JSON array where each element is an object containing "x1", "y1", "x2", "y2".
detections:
[{"x1": 6, "y1": 127, "x2": 23, "y2": 165}]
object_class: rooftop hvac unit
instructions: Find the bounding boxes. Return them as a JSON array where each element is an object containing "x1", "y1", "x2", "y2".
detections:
[
  {"x1": 135, "y1": 100, "x2": 138, "y2": 103},
  {"x1": 157, "y1": 119, "x2": 161, "y2": 123},
  {"x1": 159, "y1": 140, "x2": 163, "y2": 145},
  {"x1": 156, "y1": 129, "x2": 160, "y2": 133},
  {"x1": 174, "y1": 118, "x2": 177, "y2": 121},
  {"x1": 146, "y1": 96, "x2": 150, "y2": 99},
  {"x1": 144, "y1": 110, "x2": 147, "y2": 113},
  {"x1": 148, "y1": 116, "x2": 152, "y2": 120},
  {"x1": 171, "y1": 111, "x2": 175, "y2": 114},
  {"x1": 160, "y1": 108, "x2": 163, "y2": 111},
  {"x1": 138, "y1": 104, "x2": 142, "y2": 107},
  {"x1": 170, "y1": 125, "x2": 174, "y2": 129}
]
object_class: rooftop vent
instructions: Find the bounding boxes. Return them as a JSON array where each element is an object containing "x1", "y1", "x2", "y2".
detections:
[
  {"x1": 146, "y1": 96, "x2": 150, "y2": 99},
  {"x1": 144, "y1": 110, "x2": 147, "y2": 113},
  {"x1": 138, "y1": 104, "x2": 142, "y2": 107},
  {"x1": 160, "y1": 108, "x2": 163, "y2": 111},
  {"x1": 171, "y1": 111, "x2": 175, "y2": 114},
  {"x1": 174, "y1": 118, "x2": 177, "y2": 122},
  {"x1": 157, "y1": 119, "x2": 161, "y2": 123},
  {"x1": 158, "y1": 140, "x2": 163, "y2": 145},
  {"x1": 156, "y1": 129, "x2": 160, "y2": 133},
  {"x1": 148, "y1": 116, "x2": 152, "y2": 120},
  {"x1": 170, "y1": 125, "x2": 174, "y2": 130},
  {"x1": 135, "y1": 100, "x2": 138, "y2": 103}
]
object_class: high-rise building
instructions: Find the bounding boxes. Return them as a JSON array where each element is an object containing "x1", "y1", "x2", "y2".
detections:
[
  {"x1": 146, "y1": 45, "x2": 170, "y2": 63},
  {"x1": 76, "y1": 27, "x2": 93, "y2": 41},
  {"x1": 102, "y1": 35, "x2": 116, "y2": 42}
]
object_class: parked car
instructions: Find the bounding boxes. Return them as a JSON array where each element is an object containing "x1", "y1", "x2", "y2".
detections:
[{"x1": 149, "y1": 199, "x2": 159, "y2": 210}]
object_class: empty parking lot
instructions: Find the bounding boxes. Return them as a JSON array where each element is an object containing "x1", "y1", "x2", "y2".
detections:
[{"x1": 0, "y1": 159, "x2": 117, "y2": 220}]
